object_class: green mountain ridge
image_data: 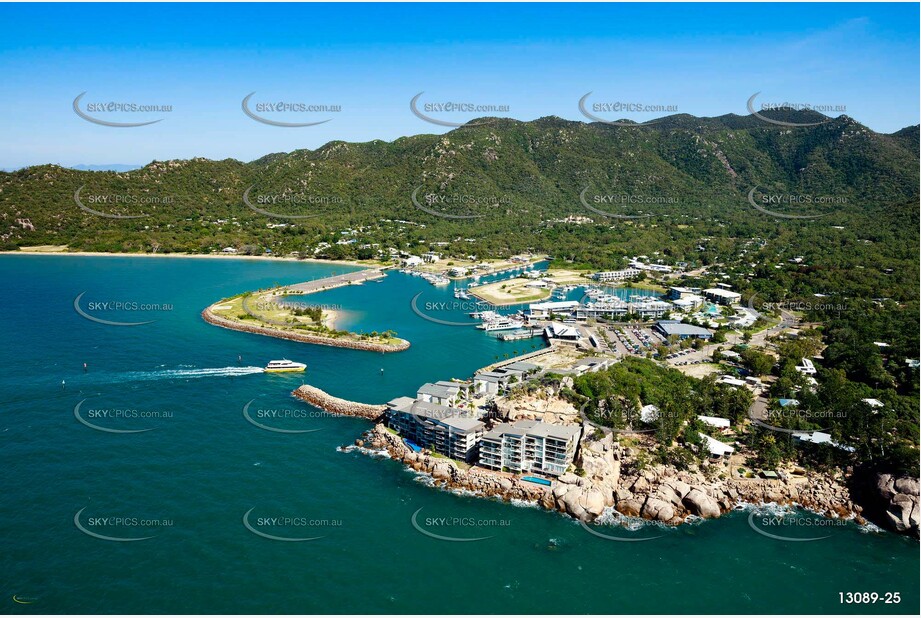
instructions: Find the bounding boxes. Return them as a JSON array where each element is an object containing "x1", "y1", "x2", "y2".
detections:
[{"x1": 1, "y1": 110, "x2": 917, "y2": 260}]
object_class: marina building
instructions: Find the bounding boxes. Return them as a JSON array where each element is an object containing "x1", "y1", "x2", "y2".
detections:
[
  {"x1": 529, "y1": 300, "x2": 580, "y2": 319},
  {"x1": 386, "y1": 397, "x2": 485, "y2": 463},
  {"x1": 575, "y1": 297, "x2": 671, "y2": 320},
  {"x1": 544, "y1": 322, "x2": 584, "y2": 344},
  {"x1": 478, "y1": 420, "x2": 582, "y2": 476}
]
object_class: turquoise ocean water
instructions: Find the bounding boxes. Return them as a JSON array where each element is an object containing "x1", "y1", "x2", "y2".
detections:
[{"x1": 0, "y1": 255, "x2": 917, "y2": 614}]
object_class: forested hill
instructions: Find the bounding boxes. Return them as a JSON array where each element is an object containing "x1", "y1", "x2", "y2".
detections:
[{"x1": 1, "y1": 110, "x2": 918, "y2": 261}]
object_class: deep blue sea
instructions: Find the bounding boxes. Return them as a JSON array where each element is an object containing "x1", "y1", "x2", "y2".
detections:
[{"x1": 1, "y1": 255, "x2": 917, "y2": 614}]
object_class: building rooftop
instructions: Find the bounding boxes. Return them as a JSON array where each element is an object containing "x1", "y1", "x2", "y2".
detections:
[
  {"x1": 503, "y1": 361, "x2": 540, "y2": 373},
  {"x1": 529, "y1": 300, "x2": 580, "y2": 311},
  {"x1": 483, "y1": 420, "x2": 581, "y2": 442},
  {"x1": 701, "y1": 434, "x2": 735, "y2": 456},
  {"x1": 655, "y1": 321, "x2": 713, "y2": 337},
  {"x1": 703, "y1": 288, "x2": 742, "y2": 298},
  {"x1": 417, "y1": 382, "x2": 460, "y2": 398}
]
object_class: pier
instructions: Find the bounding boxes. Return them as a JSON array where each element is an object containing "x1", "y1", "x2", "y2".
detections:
[{"x1": 280, "y1": 268, "x2": 386, "y2": 296}]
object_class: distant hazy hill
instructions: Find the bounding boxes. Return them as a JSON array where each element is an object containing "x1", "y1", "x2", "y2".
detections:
[
  {"x1": 1, "y1": 110, "x2": 917, "y2": 259},
  {"x1": 68, "y1": 164, "x2": 144, "y2": 173}
]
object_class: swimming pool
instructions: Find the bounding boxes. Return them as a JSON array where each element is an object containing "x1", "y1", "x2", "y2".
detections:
[{"x1": 522, "y1": 476, "x2": 552, "y2": 486}]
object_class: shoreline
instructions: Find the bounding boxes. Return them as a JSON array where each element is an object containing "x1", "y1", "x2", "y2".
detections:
[
  {"x1": 293, "y1": 382, "x2": 865, "y2": 528},
  {"x1": 202, "y1": 267, "x2": 409, "y2": 353},
  {"x1": 202, "y1": 304, "x2": 410, "y2": 353},
  {"x1": 0, "y1": 248, "x2": 380, "y2": 268}
]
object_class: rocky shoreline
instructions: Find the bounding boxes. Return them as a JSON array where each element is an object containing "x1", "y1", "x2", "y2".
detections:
[
  {"x1": 296, "y1": 388, "x2": 918, "y2": 537},
  {"x1": 201, "y1": 305, "x2": 410, "y2": 353},
  {"x1": 359, "y1": 423, "x2": 877, "y2": 528}
]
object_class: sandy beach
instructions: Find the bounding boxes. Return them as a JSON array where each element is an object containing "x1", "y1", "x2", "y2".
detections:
[{"x1": 0, "y1": 246, "x2": 380, "y2": 268}]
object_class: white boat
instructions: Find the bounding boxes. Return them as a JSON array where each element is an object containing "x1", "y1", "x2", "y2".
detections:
[
  {"x1": 264, "y1": 359, "x2": 307, "y2": 373},
  {"x1": 454, "y1": 288, "x2": 470, "y2": 299},
  {"x1": 477, "y1": 316, "x2": 525, "y2": 331}
]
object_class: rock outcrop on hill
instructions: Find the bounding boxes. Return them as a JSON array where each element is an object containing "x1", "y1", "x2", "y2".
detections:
[{"x1": 875, "y1": 474, "x2": 920, "y2": 537}]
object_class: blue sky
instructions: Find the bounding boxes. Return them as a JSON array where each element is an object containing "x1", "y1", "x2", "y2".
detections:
[{"x1": 0, "y1": 2, "x2": 917, "y2": 169}]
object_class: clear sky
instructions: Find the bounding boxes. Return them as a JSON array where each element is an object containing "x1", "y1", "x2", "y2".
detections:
[{"x1": 0, "y1": 2, "x2": 917, "y2": 169}]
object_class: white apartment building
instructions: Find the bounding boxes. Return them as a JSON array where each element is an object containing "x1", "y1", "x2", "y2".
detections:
[
  {"x1": 592, "y1": 268, "x2": 642, "y2": 282},
  {"x1": 478, "y1": 420, "x2": 582, "y2": 476},
  {"x1": 386, "y1": 397, "x2": 484, "y2": 463}
]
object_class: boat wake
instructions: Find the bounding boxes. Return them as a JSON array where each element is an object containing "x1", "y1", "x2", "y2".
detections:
[{"x1": 96, "y1": 366, "x2": 265, "y2": 383}]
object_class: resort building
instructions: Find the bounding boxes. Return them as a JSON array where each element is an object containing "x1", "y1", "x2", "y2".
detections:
[
  {"x1": 417, "y1": 381, "x2": 466, "y2": 407},
  {"x1": 473, "y1": 362, "x2": 539, "y2": 396},
  {"x1": 592, "y1": 268, "x2": 642, "y2": 282},
  {"x1": 478, "y1": 420, "x2": 582, "y2": 476},
  {"x1": 701, "y1": 434, "x2": 735, "y2": 459},
  {"x1": 667, "y1": 286, "x2": 701, "y2": 300},
  {"x1": 703, "y1": 288, "x2": 742, "y2": 305},
  {"x1": 671, "y1": 294, "x2": 705, "y2": 311},
  {"x1": 386, "y1": 397, "x2": 485, "y2": 463},
  {"x1": 794, "y1": 358, "x2": 817, "y2": 376},
  {"x1": 698, "y1": 415, "x2": 731, "y2": 430},
  {"x1": 654, "y1": 320, "x2": 713, "y2": 340},
  {"x1": 421, "y1": 251, "x2": 441, "y2": 263}
]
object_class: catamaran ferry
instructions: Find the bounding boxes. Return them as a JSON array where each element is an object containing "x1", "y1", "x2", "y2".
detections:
[
  {"x1": 477, "y1": 316, "x2": 525, "y2": 331},
  {"x1": 264, "y1": 359, "x2": 307, "y2": 373}
]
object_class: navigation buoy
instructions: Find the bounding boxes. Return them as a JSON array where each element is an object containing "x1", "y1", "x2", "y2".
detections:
[
  {"x1": 83, "y1": 362, "x2": 87, "y2": 372},
  {"x1": 380, "y1": 368, "x2": 384, "y2": 374}
]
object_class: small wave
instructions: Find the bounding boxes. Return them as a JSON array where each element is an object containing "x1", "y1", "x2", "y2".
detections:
[
  {"x1": 593, "y1": 506, "x2": 669, "y2": 531},
  {"x1": 509, "y1": 498, "x2": 540, "y2": 509},
  {"x1": 858, "y1": 520, "x2": 884, "y2": 534},
  {"x1": 337, "y1": 444, "x2": 392, "y2": 459}
]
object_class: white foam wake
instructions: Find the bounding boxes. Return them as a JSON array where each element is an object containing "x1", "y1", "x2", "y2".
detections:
[{"x1": 104, "y1": 366, "x2": 265, "y2": 382}]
